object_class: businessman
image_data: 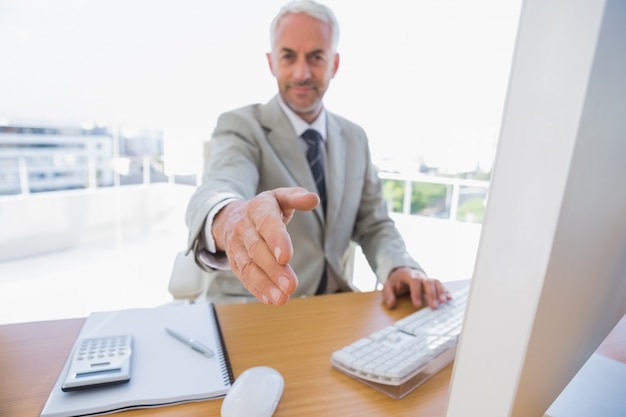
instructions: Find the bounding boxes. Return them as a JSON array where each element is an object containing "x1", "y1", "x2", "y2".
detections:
[{"x1": 186, "y1": 0, "x2": 450, "y2": 308}]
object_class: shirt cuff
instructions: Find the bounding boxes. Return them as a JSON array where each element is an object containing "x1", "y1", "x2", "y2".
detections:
[{"x1": 198, "y1": 248, "x2": 230, "y2": 270}]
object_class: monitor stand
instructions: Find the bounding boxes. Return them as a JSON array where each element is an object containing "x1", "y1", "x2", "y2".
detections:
[{"x1": 544, "y1": 354, "x2": 626, "y2": 417}]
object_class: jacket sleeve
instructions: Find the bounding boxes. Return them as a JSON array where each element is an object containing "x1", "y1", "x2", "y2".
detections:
[
  {"x1": 350, "y1": 133, "x2": 425, "y2": 284},
  {"x1": 185, "y1": 107, "x2": 264, "y2": 267}
]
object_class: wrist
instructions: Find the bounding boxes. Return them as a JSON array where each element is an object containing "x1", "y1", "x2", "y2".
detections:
[
  {"x1": 212, "y1": 201, "x2": 239, "y2": 252},
  {"x1": 389, "y1": 266, "x2": 427, "y2": 279}
]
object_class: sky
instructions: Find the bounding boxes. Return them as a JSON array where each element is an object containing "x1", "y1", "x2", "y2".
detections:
[{"x1": 0, "y1": 0, "x2": 521, "y2": 174}]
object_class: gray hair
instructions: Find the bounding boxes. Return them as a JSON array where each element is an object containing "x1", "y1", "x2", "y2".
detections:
[{"x1": 269, "y1": 0, "x2": 340, "y2": 53}]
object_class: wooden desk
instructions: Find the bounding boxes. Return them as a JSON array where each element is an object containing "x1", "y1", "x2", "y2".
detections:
[{"x1": 2, "y1": 285, "x2": 625, "y2": 417}]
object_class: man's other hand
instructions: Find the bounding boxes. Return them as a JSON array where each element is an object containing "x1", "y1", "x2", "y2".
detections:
[{"x1": 382, "y1": 267, "x2": 451, "y2": 310}]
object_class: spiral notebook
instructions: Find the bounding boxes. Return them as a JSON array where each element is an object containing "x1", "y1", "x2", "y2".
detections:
[{"x1": 40, "y1": 302, "x2": 234, "y2": 417}]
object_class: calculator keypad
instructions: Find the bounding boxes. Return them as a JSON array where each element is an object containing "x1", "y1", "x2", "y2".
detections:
[{"x1": 76, "y1": 335, "x2": 130, "y2": 361}]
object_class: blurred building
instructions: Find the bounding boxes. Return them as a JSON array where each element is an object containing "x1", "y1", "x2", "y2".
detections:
[{"x1": 0, "y1": 122, "x2": 168, "y2": 195}]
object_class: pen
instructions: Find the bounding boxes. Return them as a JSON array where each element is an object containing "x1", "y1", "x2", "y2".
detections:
[{"x1": 164, "y1": 327, "x2": 214, "y2": 358}]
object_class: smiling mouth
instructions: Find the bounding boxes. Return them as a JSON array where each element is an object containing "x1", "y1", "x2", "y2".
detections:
[
  {"x1": 289, "y1": 82, "x2": 315, "y2": 93},
  {"x1": 291, "y1": 88, "x2": 312, "y2": 96}
]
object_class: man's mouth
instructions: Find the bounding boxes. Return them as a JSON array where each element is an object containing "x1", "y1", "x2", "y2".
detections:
[{"x1": 289, "y1": 83, "x2": 315, "y2": 94}]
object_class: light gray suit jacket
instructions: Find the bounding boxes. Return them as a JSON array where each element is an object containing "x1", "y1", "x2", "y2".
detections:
[{"x1": 186, "y1": 96, "x2": 422, "y2": 298}]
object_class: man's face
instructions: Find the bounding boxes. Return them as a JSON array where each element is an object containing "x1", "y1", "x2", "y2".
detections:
[{"x1": 267, "y1": 13, "x2": 339, "y2": 123}]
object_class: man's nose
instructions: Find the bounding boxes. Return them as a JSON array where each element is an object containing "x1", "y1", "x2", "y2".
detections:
[{"x1": 293, "y1": 57, "x2": 311, "y2": 81}]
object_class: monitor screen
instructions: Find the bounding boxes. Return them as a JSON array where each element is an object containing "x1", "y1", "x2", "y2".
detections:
[{"x1": 444, "y1": 0, "x2": 626, "y2": 416}]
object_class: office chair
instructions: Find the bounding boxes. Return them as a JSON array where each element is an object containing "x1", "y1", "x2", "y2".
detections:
[
  {"x1": 168, "y1": 250, "x2": 258, "y2": 304},
  {"x1": 168, "y1": 251, "x2": 208, "y2": 302}
]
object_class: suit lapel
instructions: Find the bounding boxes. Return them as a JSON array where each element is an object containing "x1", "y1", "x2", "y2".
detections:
[
  {"x1": 325, "y1": 113, "x2": 346, "y2": 231},
  {"x1": 258, "y1": 97, "x2": 324, "y2": 221}
]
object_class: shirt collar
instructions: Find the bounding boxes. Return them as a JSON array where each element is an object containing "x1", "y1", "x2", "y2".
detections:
[{"x1": 277, "y1": 95, "x2": 327, "y2": 141}]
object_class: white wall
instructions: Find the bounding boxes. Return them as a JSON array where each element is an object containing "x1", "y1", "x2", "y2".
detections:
[{"x1": 0, "y1": 183, "x2": 190, "y2": 262}]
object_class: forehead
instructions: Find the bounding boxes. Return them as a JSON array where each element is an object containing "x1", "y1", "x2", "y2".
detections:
[{"x1": 274, "y1": 12, "x2": 333, "y2": 52}]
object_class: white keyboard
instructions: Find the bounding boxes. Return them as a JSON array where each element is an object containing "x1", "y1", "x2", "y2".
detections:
[{"x1": 331, "y1": 286, "x2": 469, "y2": 395}]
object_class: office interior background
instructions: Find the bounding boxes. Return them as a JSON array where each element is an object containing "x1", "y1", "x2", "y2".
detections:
[{"x1": 0, "y1": 0, "x2": 521, "y2": 324}]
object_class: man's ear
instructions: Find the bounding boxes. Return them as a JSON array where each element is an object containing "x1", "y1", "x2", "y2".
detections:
[
  {"x1": 331, "y1": 52, "x2": 340, "y2": 78},
  {"x1": 266, "y1": 52, "x2": 276, "y2": 76}
]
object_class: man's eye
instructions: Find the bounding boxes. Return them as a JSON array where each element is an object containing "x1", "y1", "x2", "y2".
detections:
[{"x1": 309, "y1": 54, "x2": 325, "y2": 63}]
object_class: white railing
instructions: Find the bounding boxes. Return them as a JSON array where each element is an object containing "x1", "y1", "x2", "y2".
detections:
[
  {"x1": 1, "y1": 155, "x2": 163, "y2": 196},
  {"x1": 3, "y1": 155, "x2": 490, "y2": 223},
  {"x1": 378, "y1": 171, "x2": 490, "y2": 222}
]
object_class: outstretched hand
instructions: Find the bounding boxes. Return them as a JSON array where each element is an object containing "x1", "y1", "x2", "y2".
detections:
[
  {"x1": 382, "y1": 267, "x2": 451, "y2": 310},
  {"x1": 212, "y1": 187, "x2": 320, "y2": 305}
]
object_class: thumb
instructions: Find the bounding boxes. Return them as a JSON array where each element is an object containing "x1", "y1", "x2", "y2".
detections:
[
  {"x1": 382, "y1": 282, "x2": 398, "y2": 309},
  {"x1": 273, "y1": 187, "x2": 320, "y2": 224}
]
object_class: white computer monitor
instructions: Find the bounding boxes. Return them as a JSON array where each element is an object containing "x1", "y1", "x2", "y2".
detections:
[{"x1": 444, "y1": 0, "x2": 626, "y2": 416}]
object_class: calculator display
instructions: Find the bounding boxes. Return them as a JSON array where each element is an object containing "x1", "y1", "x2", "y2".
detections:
[{"x1": 76, "y1": 368, "x2": 123, "y2": 378}]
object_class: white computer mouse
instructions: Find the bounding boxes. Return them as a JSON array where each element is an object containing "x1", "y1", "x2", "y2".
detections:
[{"x1": 221, "y1": 366, "x2": 284, "y2": 417}]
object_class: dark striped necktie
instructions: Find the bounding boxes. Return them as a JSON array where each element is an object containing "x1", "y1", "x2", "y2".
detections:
[
  {"x1": 301, "y1": 129, "x2": 327, "y2": 215},
  {"x1": 301, "y1": 128, "x2": 327, "y2": 294}
]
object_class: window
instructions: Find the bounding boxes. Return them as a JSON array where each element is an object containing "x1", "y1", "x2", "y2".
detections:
[{"x1": 0, "y1": 0, "x2": 520, "y2": 323}]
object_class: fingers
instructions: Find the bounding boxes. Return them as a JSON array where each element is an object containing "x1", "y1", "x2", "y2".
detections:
[
  {"x1": 384, "y1": 268, "x2": 451, "y2": 310},
  {"x1": 249, "y1": 187, "x2": 318, "y2": 265},
  {"x1": 229, "y1": 250, "x2": 298, "y2": 305},
  {"x1": 244, "y1": 194, "x2": 294, "y2": 266},
  {"x1": 410, "y1": 278, "x2": 451, "y2": 309},
  {"x1": 411, "y1": 276, "x2": 451, "y2": 309}
]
